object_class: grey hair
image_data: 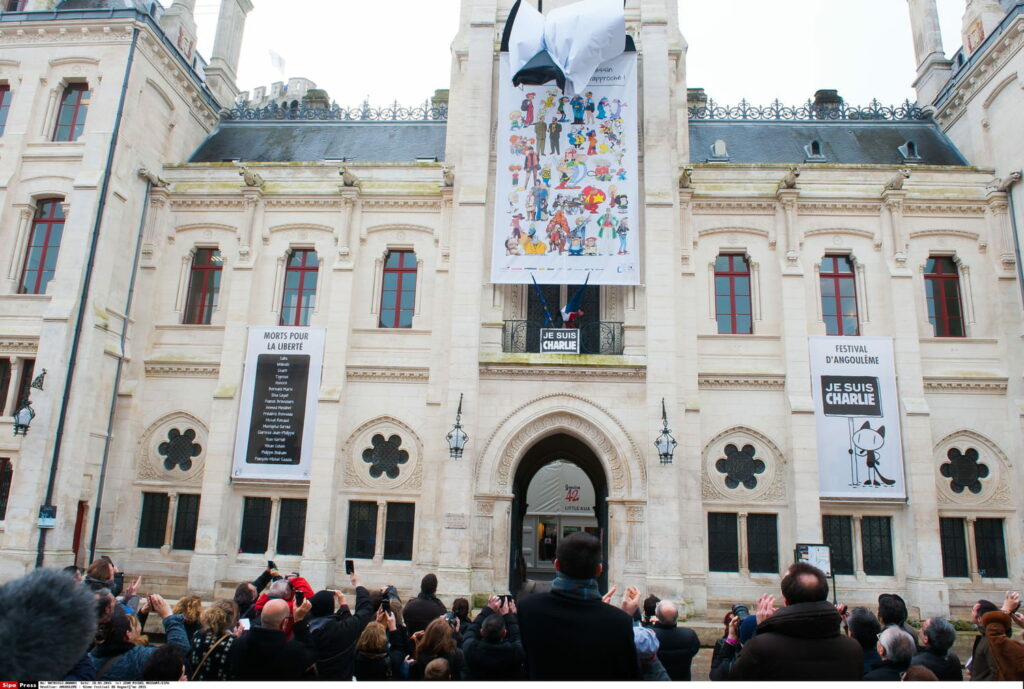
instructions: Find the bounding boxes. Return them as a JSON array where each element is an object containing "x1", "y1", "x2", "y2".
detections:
[
  {"x1": 923, "y1": 617, "x2": 956, "y2": 654},
  {"x1": 878, "y1": 627, "x2": 916, "y2": 665},
  {"x1": 266, "y1": 580, "x2": 292, "y2": 599},
  {"x1": 655, "y1": 599, "x2": 678, "y2": 624},
  {"x1": 0, "y1": 569, "x2": 98, "y2": 681}
]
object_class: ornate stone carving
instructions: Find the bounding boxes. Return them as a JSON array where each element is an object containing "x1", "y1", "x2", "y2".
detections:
[
  {"x1": 476, "y1": 500, "x2": 495, "y2": 516},
  {"x1": 903, "y1": 203, "x2": 986, "y2": 216},
  {"x1": 702, "y1": 426, "x2": 786, "y2": 504},
  {"x1": 0, "y1": 338, "x2": 38, "y2": 355},
  {"x1": 698, "y1": 374, "x2": 785, "y2": 391},
  {"x1": 346, "y1": 367, "x2": 429, "y2": 383},
  {"x1": 477, "y1": 393, "x2": 645, "y2": 499},
  {"x1": 363, "y1": 434, "x2": 409, "y2": 479},
  {"x1": 923, "y1": 377, "x2": 1008, "y2": 394},
  {"x1": 341, "y1": 416, "x2": 422, "y2": 490},
  {"x1": 144, "y1": 362, "x2": 220, "y2": 378},
  {"x1": 934, "y1": 430, "x2": 1012, "y2": 507},
  {"x1": 136, "y1": 412, "x2": 208, "y2": 485},
  {"x1": 479, "y1": 364, "x2": 645, "y2": 381}
]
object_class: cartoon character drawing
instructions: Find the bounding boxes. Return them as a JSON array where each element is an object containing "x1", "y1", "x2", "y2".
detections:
[
  {"x1": 600, "y1": 120, "x2": 621, "y2": 149},
  {"x1": 593, "y1": 160, "x2": 612, "y2": 182},
  {"x1": 509, "y1": 164, "x2": 522, "y2": 187},
  {"x1": 546, "y1": 209, "x2": 570, "y2": 238},
  {"x1": 523, "y1": 227, "x2": 547, "y2": 254},
  {"x1": 540, "y1": 166, "x2": 552, "y2": 187},
  {"x1": 581, "y1": 185, "x2": 606, "y2": 214},
  {"x1": 850, "y1": 421, "x2": 896, "y2": 487},
  {"x1": 510, "y1": 212, "x2": 525, "y2": 240},
  {"x1": 570, "y1": 95, "x2": 585, "y2": 124},
  {"x1": 546, "y1": 224, "x2": 567, "y2": 255},
  {"x1": 583, "y1": 237, "x2": 599, "y2": 255},
  {"x1": 557, "y1": 96, "x2": 570, "y2": 122},
  {"x1": 523, "y1": 145, "x2": 541, "y2": 187},
  {"x1": 510, "y1": 111, "x2": 523, "y2": 130},
  {"x1": 608, "y1": 99, "x2": 625, "y2": 120},
  {"x1": 616, "y1": 218, "x2": 630, "y2": 254},
  {"x1": 597, "y1": 97, "x2": 609, "y2": 120},
  {"x1": 505, "y1": 236, "x2": 523, "y2": 255},
  {"x1": 521, "y1": 92, "x2": 536, "y2": 125},
  {"x1": 586, "y1": 130, "x2": 598, "y2": 155},
  {"x1": 597, "y1": 211, "x2": 619, "y2": 238},
  {"x1": 567, "y1": 234, "x2": 584, "y2": 255}
]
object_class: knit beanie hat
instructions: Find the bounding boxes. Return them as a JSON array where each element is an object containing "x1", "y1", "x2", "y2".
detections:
[{"x1": 309, "y1": 590, "x2": 336, "y2": 618}]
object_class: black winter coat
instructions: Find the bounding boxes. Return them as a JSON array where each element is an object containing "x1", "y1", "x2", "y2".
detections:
[
  {"x1": 462, "y1": 608, "x2": 526, "y2": 680},
  {"x1": 651, "y1": 621, "x2": 700, "y2": 681},
  {"x1": 296, "y1": 585, "x2": 373, "y2": 680},
  {"x1": 353, "y1": 628, "x2": 409, "y2": 681},
  {"x1": 228, "y1": 626, "x2": 316, "y2": 680},
  {"x1": 516, "y1": 590, "x2": 640, "y2": 680},
  {"x1": 912, "y1": 648, "x2": 963, "y2": 681},
  {"x1": 729, "y1": 601, "x2": 863, "y2": 681},
  {"x1": 864, "y1": 659, "x2": 910, "y2": 681},
  {"x1": 408, "y1": 648, "x2": 466, "y2": 680},
  {"x1": 709, "y1": 637, "x2": 740, "y2": 681},
  {"x1": 403, "y1": 592, "x2": 447, "y2": 635}
]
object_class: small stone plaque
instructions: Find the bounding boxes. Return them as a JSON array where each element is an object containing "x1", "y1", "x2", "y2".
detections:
[{"x1": 445, "y1": 513, "x2": 468, "y2": 529}]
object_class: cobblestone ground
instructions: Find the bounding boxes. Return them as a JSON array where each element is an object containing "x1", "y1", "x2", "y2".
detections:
[{"x1": 691, "y1": 648, "x2": 714, "y2": 680}]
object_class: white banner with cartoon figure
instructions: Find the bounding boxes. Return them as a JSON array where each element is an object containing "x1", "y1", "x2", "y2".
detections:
[
  {"x1": 809, "y1": 337, "x2": 906, "y2": 499},
  {"x1": 491, "y1": 52, "x2": 639, "y2": 285}
]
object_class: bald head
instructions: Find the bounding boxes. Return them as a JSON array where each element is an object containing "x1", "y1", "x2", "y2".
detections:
[
  {"x1": 261, "y1": 599, "x2": 291, "y2": 630},
  {"x1": 655, "y1": 600, "x2": 679, "y2": 625}
]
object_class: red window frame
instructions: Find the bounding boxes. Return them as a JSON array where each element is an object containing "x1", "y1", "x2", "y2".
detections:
[
  {"x1": 20, "y1": 200, "x2": 65, "y2": 295},
  {"x1": 52, "y1": 83, "x2": 90, "y2": 142},
  {"x1": 0, "y1": 85, "x2": 11, "y2": 136},
  {"x1": 924, "y1": 256, "x2": 964, "y2": 337},
  {"x1": 379, "y1": 250, "x2": 417, "y2": 329},
  {"x1": 280, "y1": 249, "x2": 319, "y2": 326},
  {"x1": 820, "y1": 255, "x2": 859, "y2": 336},
  {"x1": 714, "y1": 254, "x2": 752, "y2": 334},
  {"x1": 183, "y1": 248, "x2": 222, "y2": 325}
]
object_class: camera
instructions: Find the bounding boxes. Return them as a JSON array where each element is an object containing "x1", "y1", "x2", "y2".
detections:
[{"x1": 381, "y1": 599, "x2": 391, "y2": 614}]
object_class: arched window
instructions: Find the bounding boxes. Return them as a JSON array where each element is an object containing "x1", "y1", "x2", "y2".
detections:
[
  {"x1": 0, "y1": 457, "x2": 12, "y2": 520},
  {"x1": 924, "y1": 256, "x2": 964, "y2": 337},
  {"x1": 379, "y1": 250, "x2": 417, "y2": 328},
  {"x1": 183, "y1": 248, "x2": 223, "y2": 325},
  {"x1": 820, "y1": 255, "x2": 858, "y2": 336},
  {"x1": 714, "y1": 254, "x2": 752, "y2": 334},
  {"x1": 20, "y1": 200, "x2": 65, "y2": 295},
  {"x1": 280, "y1": 249, "x2": 319, "y2": 326},
  {"x1": 53, "y1": 83, "x2": 90, "y2": 142},
  {"x1": 0, "y1": 84, "x2": 11, "y2": 136}
]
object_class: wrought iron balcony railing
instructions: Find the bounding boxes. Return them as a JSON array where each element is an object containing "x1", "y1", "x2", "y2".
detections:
[
  {"x1": 687, "y1": 98, "x2": 929, "y2": 122},
  {"x1": 224, "y1": 99, "x2": 448, "y2": 122},
  {"x1": 502, "y1": 320, "x2": 624, "y2": 355}
]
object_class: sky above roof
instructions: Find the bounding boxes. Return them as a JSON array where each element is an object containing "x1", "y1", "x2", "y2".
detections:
[{"x1": 193, "y1": 0, "x2": 968, "y2": 108}]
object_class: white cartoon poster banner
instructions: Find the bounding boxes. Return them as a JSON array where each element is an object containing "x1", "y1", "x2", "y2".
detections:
[
  {"x1": 809, "y1": 336, "x2": 906, "y2": 499},
  {"x1": 491, "y1": 52, "x2": 640, "y2": 285},
  {"x1": 231, "y1": 327, "x2": 325, "y2": 481}
]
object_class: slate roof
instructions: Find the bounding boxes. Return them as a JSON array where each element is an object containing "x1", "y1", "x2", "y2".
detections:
[
  {"x1": 189, "y1": 122, "x2": 448, "y2": 163},
  {"x1": 689, "y1": 121, "x2": 968, "y2": 166},
  {"x1": 55, "y1": 0, "x2": 153, "y2": 10}
]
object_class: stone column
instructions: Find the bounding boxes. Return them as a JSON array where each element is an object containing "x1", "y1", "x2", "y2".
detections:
[
  {"x1": 906, "y1": 0, "x2": 953, "y2": 105},
  {"x1": 886, "y1": 256, "x2": 949, "y2": 616},
  {"x1": 205, "y1": 0, "x2": 254, "y2": 106},
  {"x1": 433, "y1": 0, "x2": 496, "y2": 599},
  {"x1": 640, "y1": 0, "x2": 685, "y2": 601}
]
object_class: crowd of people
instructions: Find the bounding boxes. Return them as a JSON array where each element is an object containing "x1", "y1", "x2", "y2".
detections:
[{"x1": 0, "y1": 533, "x2": 1021, "y2": 682}]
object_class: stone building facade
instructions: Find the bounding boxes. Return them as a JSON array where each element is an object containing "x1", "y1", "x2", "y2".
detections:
[{"x1": 0, "y1": 0, "x2": 1020, "y2": 618}]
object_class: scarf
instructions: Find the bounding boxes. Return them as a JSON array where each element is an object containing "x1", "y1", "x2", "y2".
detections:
[{"x1": 550, "y1": 572, "x2": 601, "y2": 601}]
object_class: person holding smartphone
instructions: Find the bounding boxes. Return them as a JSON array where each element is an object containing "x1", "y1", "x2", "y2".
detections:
[{"x1": 292, "y1": 571, "x2": 371, "y2": 681}]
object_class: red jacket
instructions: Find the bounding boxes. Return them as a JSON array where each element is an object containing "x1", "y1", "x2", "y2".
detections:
[{"x1": 252, "y1": 576, "x2": 315, "y2": 639}]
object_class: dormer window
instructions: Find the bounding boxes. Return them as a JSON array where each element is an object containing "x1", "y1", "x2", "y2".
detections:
[
  {"x1": 708, "y1": 139, "x2": 729, "y2": 162},
  {"x1": 804, "y1": 140, "x2": 826, "y2": 162},
  {"x1": 899, "y1": 140, "x2": 921, "y2": 161}
]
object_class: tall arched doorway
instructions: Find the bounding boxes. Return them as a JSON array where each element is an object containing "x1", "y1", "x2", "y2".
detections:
[{"x1": 509, "y1": 433, "x2": 609, "y2": 594}]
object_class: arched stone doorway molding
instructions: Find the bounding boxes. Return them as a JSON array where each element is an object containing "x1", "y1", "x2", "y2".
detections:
[{"x1": 471, "y1": 394, "x2": 646, "y2": 591}]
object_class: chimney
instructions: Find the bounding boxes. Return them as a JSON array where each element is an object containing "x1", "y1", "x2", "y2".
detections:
[
  {"x1": 906, "y1": 0, "x2": 953, "y2": 105},
  {"x1": 812, "y1": 89, "x2": 844, "y2": 119},
  {"x1": 687, "y1": 87, "x2": 708, "y2": 111},
  {"x1": 962, "y1": 0, "x2": 1004, "y2": 56},
  {"x1": 158, "y1": 0, "x2": 199, "y2": 64},
  {"x1": 206, "y1": 0, "x2": 254, "y2": 107}
]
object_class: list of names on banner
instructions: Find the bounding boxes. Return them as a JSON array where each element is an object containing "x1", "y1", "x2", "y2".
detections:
[
  {"x1": 246, "y1": 352, "x2": 309, "y2": 465},
  {"x1": 232, "y1": 327, "x2": 326, "y2": 481}
]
